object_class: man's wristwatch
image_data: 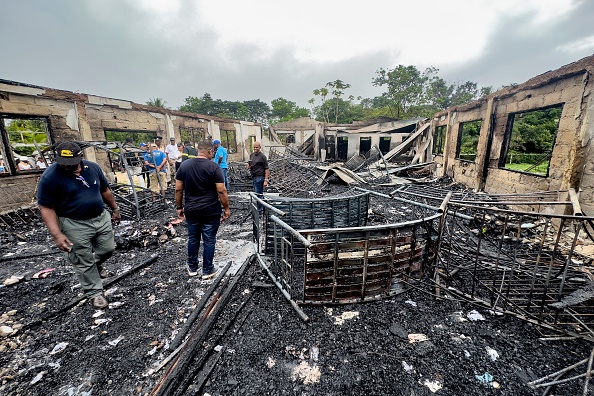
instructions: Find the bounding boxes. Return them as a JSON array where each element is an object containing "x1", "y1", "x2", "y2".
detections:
[{"x1": 113, "y1": 207, "x2": 120, "y2": 212}]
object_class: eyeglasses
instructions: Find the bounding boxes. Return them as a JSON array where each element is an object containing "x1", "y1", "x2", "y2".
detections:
[{"x1": 76, "y1": 175, "x2": 90, "y2": 188}]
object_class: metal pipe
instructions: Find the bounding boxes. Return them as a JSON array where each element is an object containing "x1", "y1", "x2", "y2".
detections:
[
  {"x1": 269, "y1": 215, "x2": 311, "y2": 247},
  {"x1": 255, "y1": 253, "x2": 309, "y2": 322},
  {"x1": 249, "y1": 192, "x2": 286, "y2": 216},
  {"x1": 438, "y1": 191, "x2": 453, "y2": 213}
]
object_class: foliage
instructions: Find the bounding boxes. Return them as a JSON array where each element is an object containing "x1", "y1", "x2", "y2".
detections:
[
  {"x1": 371, "y1": 65, "x2": 493, "y2": 120},
  {"x1": 270, "y1": 98, "x2": 309, "y2": 123},
  {"x1": 5, "y1": 119, "x2": 49, "y2": 157},
  {"x1": 371, "y1": 65, "x2": 437, "y2": 119},
  {"x1": 146, "y1": 98, "x2": 168, "y2": 108},
  {"x1": 508, "y1": 107, "x2": 561, "y2": 154},
  {"x1": 179, "y1": 93, "x2": 271, "y2": 124},
  {"x1": 310, "y1": 80, "x2": 356, "y2": 123}
]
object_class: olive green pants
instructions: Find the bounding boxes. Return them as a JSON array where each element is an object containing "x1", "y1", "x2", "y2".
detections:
[{"x1": 59, "y1": 211, "x2": 115, "y2": 298}]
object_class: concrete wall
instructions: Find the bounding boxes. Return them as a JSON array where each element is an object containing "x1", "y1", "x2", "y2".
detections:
[
  {"x1": 0, "y1": 80, "x2": 261, "y2": 212},
  {"x1": 428, "y1": 54, "x2": 594, "y2": 214}
]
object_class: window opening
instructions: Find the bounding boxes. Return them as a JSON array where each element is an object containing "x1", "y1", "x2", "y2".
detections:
[
  {"x1": 456, "y1": 120, "x2": 482, "y2": 162},
  {"x1": 0, "y1": 116, "x2": 52, "y2": 175},
  {"x1": 220, "y1": 130, "x2": 237, "y2": 153},
  {"x1": 180, "y1": 127, "x2": 205, "y2": 146},
  {"x1": 500, "y1": 105, "x2": 562, "y2": 176},
  {"x1": 434, "y1": 125, "x2": 446, "y2": 155}
]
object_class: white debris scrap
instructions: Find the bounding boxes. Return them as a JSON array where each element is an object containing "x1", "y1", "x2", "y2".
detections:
[
  {"x1": 402, "y1": 361, "x2": 414, "y2": 372},
  {"x1": 404, "y1": 300, "x2": 417, "y2": 307},
  {"x1": 467, "y1": 310, "x2": 485, "y2": 321},
  {"x1": 422, "y1": 379, "x2": 443, "y2": 393},
  {"x1": 108, "y1": 335, "x2": 124, "y2": 346},
  {"x1": 332, "y1": 311, "x2": 359, "y2": 325},
  {"x1": 290, "y1": 361, "x2": 321, "y2": 384},
  {"x1": 486, "y1": 346, "x2": 499, "y2": 361},
  {"x1": 50, "y1": 342, "x2": 69, "y2": 355},
  {"x1": 408, "y1": 333, "x2": 429, "y2": 343}
]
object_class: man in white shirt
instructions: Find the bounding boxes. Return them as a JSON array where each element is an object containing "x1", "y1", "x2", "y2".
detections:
[{"x1": 165, "y1": 137, "x2": 180, "y2": 185}]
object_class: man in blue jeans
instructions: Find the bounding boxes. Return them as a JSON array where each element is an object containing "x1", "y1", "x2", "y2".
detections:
[
  {"x1": 247, "y1": 141, "x2": 269, "y2": 212},
  {"x1": 175, "y1": 140, "x2": 230, "y2": 279}
]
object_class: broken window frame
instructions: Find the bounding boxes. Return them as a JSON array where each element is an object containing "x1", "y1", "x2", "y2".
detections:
[
  {"x1": 220, "y1": 129, "x2": 237, "y2": 154},
  {"x1": 0, "y1": 115, "x2": 53, "y2": 176},
  {"x1": 180, "y1": 126, "x2": 205, "y2": 146},
  {"x1": 433, "y1": 125, "x2": 446, "y2": 155},
  {"x1": 455, "y1": 119, "x2": 482, "y2": 163},
  {"x1": 498, "y1": 104, "x2": 563, "y2": 177}
]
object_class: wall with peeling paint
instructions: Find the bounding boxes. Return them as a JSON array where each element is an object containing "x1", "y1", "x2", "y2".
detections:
[
  {"x1": 0, "y1": 80, "x2": 261, "y2": 212},
  {"x1": 428, "y1": 54, "x2": 594, "y2": 216}
]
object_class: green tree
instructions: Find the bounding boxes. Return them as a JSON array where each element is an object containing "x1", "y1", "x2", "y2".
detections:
[
  {"x1": 372, "y1": 65, "x2": 437, "y2": 119},
  {"x1": 242, "y1": 99, "x2": 271, "y2": 124},
  {"x1": 311, "y1": 80, "x2": 355, "y2": 123},
  {"x1": 270, "y1": 98, "x2": 309, "y2": 123},
  {"x1": 146, "y1": 97, "x2": 167, "y2": 108}
]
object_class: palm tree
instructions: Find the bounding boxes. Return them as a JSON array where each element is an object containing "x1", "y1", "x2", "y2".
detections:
[{"x1": 146, "y1": 97, "x2": 168, "y2": 108}]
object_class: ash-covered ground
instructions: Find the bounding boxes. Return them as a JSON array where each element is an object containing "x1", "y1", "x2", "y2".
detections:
[{"x1": 0, "y1": 181, "x2": 593, "y2": 395}]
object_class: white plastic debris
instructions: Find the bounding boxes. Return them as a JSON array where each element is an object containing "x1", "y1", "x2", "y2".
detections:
[
  {"x1": 92, "y1": 311, "x2": 104, "y2": 318},
  {"x1": 310, "y1": 346, "x2": 319, "y2": 361},
  {"x1": 214, "y1": 345, "x2": 224, "y2": 352},
  {"x1": 49, "y1": 342, "x2": 69, "y2": 355},
  {"x1": 422, "y1": 379, "x2": 443, "y2": 393},
  {"x1": 108, "y1": 335, "x2": 124, "y2": 346},
  {"x1": 408, "y1": 333, "x2": 429, "y2": 343},
  {"x1": 467, "y1": 310, "x2": 485, "y2": 321},
  {"x1": 266, "y1": 356, "x2": 276, "y2": 368},
  {"x1": 464, "y1": 350, "x2": 471, "y2": 358},
  {"x1": 109, "y1": 301, "x2": 125, "y2": 309},
  {"x1": 405, "y1": 300, "x2": 417, "y2": 307},
  {"x1": 402, "y1": 361, "x2": 414, "y2": 372},
  {"x1": 30, "y1": 371, "x2": 47, "y2": 385},
  {"x1": 104, "y1": 287, "x2": 119, "y2": 296},
  {"x1": 332, "y1": 311, "x2": 359, "y2": 325},
  {"x1": 85, "y1": 335, "x2": 96, "y2": 342},
  {"x1": 486, "y1": 346, "x2": 499, "y2": 361},
  {"x1": 94, "y1": 318, "x2": 110, "y2": 326}
]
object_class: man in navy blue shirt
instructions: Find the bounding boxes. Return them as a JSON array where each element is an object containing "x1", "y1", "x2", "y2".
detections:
[{"x1": 38, "y1": 142, "x2": 121, "y2": 309}]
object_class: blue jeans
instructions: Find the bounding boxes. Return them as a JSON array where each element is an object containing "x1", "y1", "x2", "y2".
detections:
[
  {"x1": 186, "y1": 216, "x2": 220, "y2": 274},
  {"x1": 221, "y1": 168, "x2": 229, "y2": 191},
  {"x1": 253, "y1": 176, "x2": 265, "y2": 211}
]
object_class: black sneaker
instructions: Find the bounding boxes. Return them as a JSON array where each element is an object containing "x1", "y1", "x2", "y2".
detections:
[{"x1": 201, "y1": 267, "x2": 219, "y2": 280}]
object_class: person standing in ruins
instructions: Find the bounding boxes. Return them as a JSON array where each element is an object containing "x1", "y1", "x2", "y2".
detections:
[
  {"x1": 212, "y1": 139, "x2": 229, "y2": 192},
  {"x1": 37, "y1": 141, "x2": 120, "y2": 309},
  {"x1": 247, "y1": 141, "x2": 269, "y2": 212},
  {"x1": 181, "y1": 140, "x2": 198, "y2": 162},
  {"x1": 144, "y1": 143, "x2": 168, "y2": 195},
  {"x1": 165, "y1": 137, "x2": 180, "y2": 185},
  {"x1": 175, "y1": 140, "x2": 230, "y2": 279}
]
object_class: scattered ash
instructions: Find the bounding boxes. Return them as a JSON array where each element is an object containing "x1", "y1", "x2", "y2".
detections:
[{"x1": 0, "y1": 181, "x2": 592, "y2": 395}]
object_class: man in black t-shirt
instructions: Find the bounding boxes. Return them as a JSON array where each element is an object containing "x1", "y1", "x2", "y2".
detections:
[
  {"x1": 37, "y1": 142, "x2": 121, "y2": 309},
  {"x1": 247, "y1": 141, "x2": 269, "y2": 212},
  {"x1": 175, "y1": 140, "x2": 230, "y2": 280}
]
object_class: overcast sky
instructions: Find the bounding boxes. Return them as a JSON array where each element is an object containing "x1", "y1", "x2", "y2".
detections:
[{"x1": 1, "y1": 0, "x2": 594, "y2": 111}]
